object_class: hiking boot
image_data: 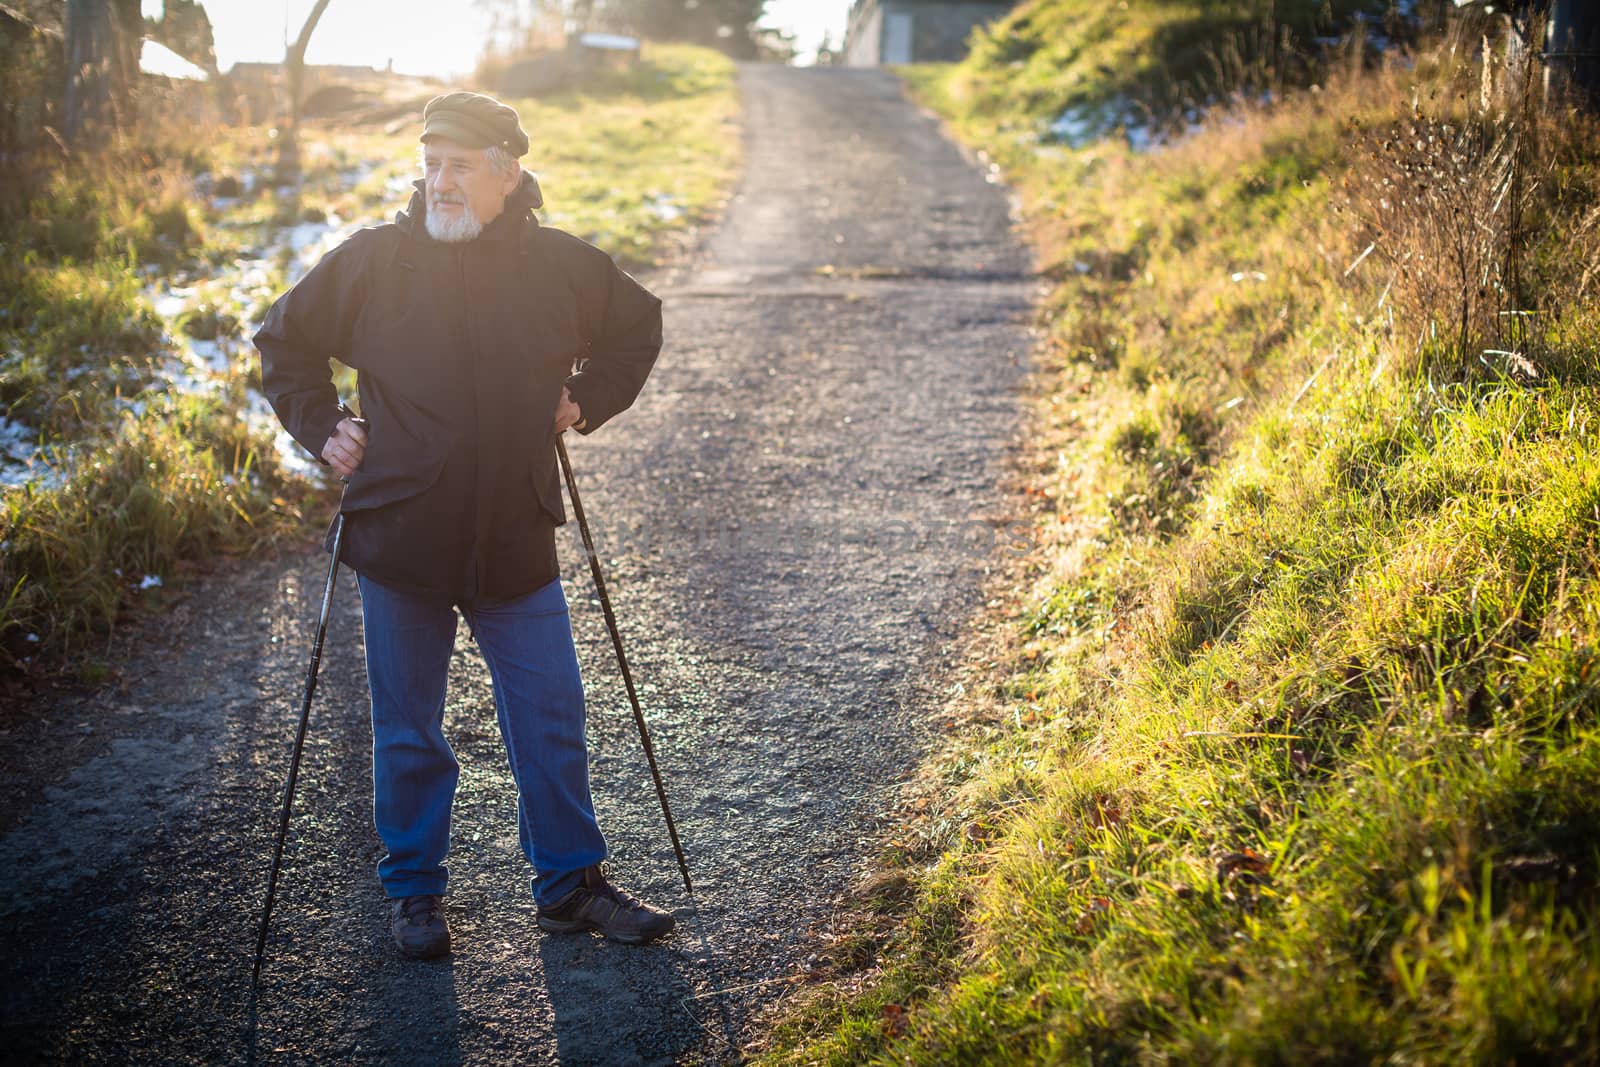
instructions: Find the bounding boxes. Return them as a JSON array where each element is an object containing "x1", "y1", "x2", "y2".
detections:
[
  {"x1": 390, "y1": 894, "x2": 450, "y2": 959},
  {"x1": 536, "y1": 866, "x2": 675, "y2": 945}
]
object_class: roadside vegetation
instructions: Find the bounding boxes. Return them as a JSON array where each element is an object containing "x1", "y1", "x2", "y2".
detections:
[
  {"x1": 0, "y1": 43, "x2": 738, "y2": 671},
  {"x1": 764, "y1": 1, "x2": 1600, "y2": 1062}
]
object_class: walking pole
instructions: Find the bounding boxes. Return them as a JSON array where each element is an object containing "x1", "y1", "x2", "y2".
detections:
[
  {"x1": 556, "y1": 433, "x2": 693, "y2": 898},
  {"x1": 252, "y1": 421, "x2": 366, "y2": 991}
]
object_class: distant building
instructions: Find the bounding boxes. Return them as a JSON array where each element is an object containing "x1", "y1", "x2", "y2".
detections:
[
  {"x1": 843, "y1": 0, "x2": 1015, "y2": 66},
  {"x1": 225, "y1": 60, "x2": 390, "y2": 123},
  {"x1": 228, "y1": 60, "x2": 382, "y2": 83}
]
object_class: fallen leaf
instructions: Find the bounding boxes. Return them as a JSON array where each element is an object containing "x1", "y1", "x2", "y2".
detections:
[
  {"x1": 1074, "y1": 896, "x2": 1112, "y2": 933},
  {"x1": 1216, "y1": 849, "x2": 1272, "y2": 887}
]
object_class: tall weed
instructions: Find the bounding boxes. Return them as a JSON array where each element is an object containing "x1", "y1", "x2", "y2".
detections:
[{"x1": 1337, "y1": 12, "x2": 1600, "y2": 373}]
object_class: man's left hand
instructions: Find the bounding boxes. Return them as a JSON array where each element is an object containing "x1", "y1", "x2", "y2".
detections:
[{"x1": 554, "y1": 386, "x2": 585, "y2": 433}]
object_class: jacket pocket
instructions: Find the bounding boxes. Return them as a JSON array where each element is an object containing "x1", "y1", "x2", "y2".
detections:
[{"x1": 342, "y1": 447, "x2": 449, "y2": 513}]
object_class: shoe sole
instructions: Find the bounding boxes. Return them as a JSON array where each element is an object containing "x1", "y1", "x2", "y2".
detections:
[
  {"x1": 536, "y1": 915, "x2": 673, "y2": 945},
  {"x1": 393, "y1": 940, "x2": 451, "y2": 959},
  {"x1": 394, "y1": 935, "x2": 452, "y2": 960}
]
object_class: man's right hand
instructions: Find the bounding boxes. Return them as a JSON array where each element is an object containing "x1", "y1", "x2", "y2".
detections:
[{"x1": 322, "y1": 417, "x2": 368, "y2": 479}]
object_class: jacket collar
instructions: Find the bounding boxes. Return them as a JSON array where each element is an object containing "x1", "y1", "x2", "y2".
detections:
[{"x1": 396, "y1": 169, "x2": 544, "y2": 244}]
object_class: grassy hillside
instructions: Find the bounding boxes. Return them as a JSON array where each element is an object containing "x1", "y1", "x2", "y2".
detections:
[
  {"x1": 0, "y1": 44, "x2": 738, "y2": 671},
  {"x1": 764, "y1": 3, "x2": 1600, "y2": 1063}
]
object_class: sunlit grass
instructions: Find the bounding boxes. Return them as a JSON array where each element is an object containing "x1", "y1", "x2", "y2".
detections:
[
  {"x1": 516, "y1": 43, "x2": 741, "y2": 265},
  {"x1": 761, "y1": 1, "x2": 1600, "y2": 1062}
]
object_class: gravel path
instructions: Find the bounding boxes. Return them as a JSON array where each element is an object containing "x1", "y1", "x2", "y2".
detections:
[{"x1": 0, "y1": 65, "x2": 1035, "y2": 1065}]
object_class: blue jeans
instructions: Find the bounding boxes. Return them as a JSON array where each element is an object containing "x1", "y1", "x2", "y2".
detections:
[{"x1": 357, "y1": 574, "x2": 607, "y2": 906}]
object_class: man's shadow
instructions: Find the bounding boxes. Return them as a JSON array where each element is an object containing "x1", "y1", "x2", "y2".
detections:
[
  {"x1": 360, "y1": 957, "x2": 465, "y2": 1065},
  {"x1": 537, "y1": 910, "x2": 739, "y2": 1066},
  {"x1": 247, "y1": 897, "x2": 464, "y2": 1066}
]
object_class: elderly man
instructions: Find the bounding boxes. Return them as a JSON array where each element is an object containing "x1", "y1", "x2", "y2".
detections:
[{"x1": 255, "y1": 91, "x2": 672, "y2": 959}]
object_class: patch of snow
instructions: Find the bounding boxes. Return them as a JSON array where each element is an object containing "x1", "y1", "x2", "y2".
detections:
[
  {"x1": 0, "y1": 445, "x2": 71, "y2": 491},
  {"x1": 0, "y1": 417, "x2": 35, "y2": 463},
  {"x1": 0, "y1": 417, "x2": 39, "y2": 487},
  {"x1": 284, "y1": 220, "x2": 331, "y2": 255},
  {"x1": 119, "y1": 197, "x2": 365, "y2": 492},
  {"x1": 152, "y1": 286, "x2": 197, "y2": 319},
  {"x1": 282, "y1": 213, "x2": 356, "y2": 272},
  {"x1": 239, "y1": 167, "x2": 268, "y2": 195},
  {"x1": 1048, "y1": 94, "x2": 1168, "y2": 152},
  {"x1": 139, "y1": 575, "x2": 163, "y2": 589},
  {"x1": 1048, "y1": 105, "x2": 1101, "y2": 147},
  {"x1": 1124, "y1": 124, "x2": 1156, "y2": 152},
  {"x1": 187, "y1": 339, "x2": 230, "y2": 375},
  {"x1": 140, "y1": 40, "x2": 208, "y2": 81},
  {"x1": 341, "y1": 162, "x2": 379, "y2": 187},
  {"x1": 578, "y1": 31, "x2": 640, "y2": 52},
  {"x1": 274, "y1": 427, "x2": 327, "y2": 481},
  {"x1": 648, "y1": 194, "x2": 684, "y2": 223}
]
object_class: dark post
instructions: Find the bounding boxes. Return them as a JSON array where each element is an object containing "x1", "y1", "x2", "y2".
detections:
[
  {"x1": 62, "y1": 0, "x2": 114, "y2": 144},
  {"x1": 1546, "y1": 0, "x2": 1600, "y2": 111}
]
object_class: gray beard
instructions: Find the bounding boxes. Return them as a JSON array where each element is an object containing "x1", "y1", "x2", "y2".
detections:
[{"x1": 426, "y1": 201, "x2": 483, "y2": 243}]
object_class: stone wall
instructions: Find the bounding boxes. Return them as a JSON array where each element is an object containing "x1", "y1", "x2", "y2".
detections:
[{"x1": 843, "y1": 0, "x2": 883, "y2": 67}]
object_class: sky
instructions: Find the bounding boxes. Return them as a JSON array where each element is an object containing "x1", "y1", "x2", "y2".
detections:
[
  {"x1": 760, "y1": 0, "x2": 855, "y2": 62},
  {"x1": 151, "y1": 1, "x2": 855, "y2": 77}
]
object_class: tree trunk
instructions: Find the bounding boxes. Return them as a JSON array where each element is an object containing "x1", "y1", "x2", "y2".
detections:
[
  {"x1": 277, "y1": 0, "x2": 336, "y2": 184},
  {"x1": 62, "y1": 0, "x2": 143, "y2": 146},
  {"x1": 63, "y1": 0, "x2": 116, "y2": 145}
]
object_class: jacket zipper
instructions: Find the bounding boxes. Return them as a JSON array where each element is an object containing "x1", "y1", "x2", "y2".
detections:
[{"x1": 454, "y1": 244, "x2": 487, "y2": 604}]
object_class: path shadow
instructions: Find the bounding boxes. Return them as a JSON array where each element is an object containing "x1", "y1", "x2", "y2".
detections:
[
  {"x1": 246, "y1": 873, "x2": 465, "y2": 1066},
  {"x1": 356, "y1": 956, "x2": 464, "y2": 1065},
  {"x1": 537, "y1": 904, "x2": 738, "y2": 1065}
]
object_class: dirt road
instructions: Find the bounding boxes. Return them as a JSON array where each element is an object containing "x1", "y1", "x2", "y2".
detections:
[{"x1": 0, "y1": 65, "x2": 1035, "y2": 1064}]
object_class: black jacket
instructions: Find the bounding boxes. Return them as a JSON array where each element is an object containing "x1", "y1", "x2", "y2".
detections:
[{"x1": 255, "y1": 172, "x2": 662, "y2": 604}]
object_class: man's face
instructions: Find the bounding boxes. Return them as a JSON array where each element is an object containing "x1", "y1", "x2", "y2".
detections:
[{"x1": 421, "y1": 137, "x2": 519, "y2": 242}]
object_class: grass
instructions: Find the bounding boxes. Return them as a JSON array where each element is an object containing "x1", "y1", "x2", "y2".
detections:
[
  {"x1": 759, "y1": 2, "x2": 1600, "y2": 1063},
  {"x1": 0, "y1": 42, "x2": 740, "y2": 668},
  {"x1": 953, "y1": 0, "x2": 1394, "y2": 145}
]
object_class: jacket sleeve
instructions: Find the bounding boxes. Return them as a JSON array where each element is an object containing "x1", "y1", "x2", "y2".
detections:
[
  {"x1": 253, "y1": 230, "x2": 376, "y2": 460},
  {"x1": 562, "y1": 250, "x2": 663, "y2": 436}
]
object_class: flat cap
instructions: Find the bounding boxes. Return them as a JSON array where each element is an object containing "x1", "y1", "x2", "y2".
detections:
[{"x1": 421, "y1": 91, "x2": 530, "y2": 157}]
